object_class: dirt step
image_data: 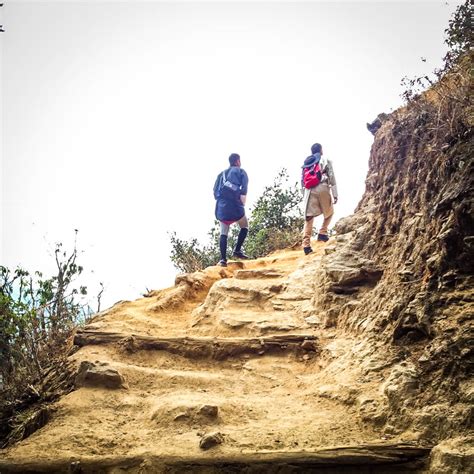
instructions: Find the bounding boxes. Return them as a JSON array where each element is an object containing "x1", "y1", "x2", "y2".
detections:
[
  {"x1": 74, "y1": 330, "x2": 318, "y2": 360},
  {"x1": 0, "y1": 443, "x2": 432, "y2": 473}
]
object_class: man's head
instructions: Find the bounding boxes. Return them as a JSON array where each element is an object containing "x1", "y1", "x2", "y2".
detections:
[
  {"x1": 311, "y1": 143, "x2": 322, "y2": 155},
  {"x1": 229, "y1": 153, "x2": 241, "y2": 167}
]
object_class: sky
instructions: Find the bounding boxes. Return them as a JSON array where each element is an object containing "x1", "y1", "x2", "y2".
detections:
[{"x1": 1, "y1": 0, "x2": 461, "y2": 310}]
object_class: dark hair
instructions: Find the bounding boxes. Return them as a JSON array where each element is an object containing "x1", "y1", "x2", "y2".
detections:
[
  {"x1": 311, "y1": 143, "x2": 322, "y2": 154},
  {"x1": 229, "y1": 153, "x2": 240, "y2": 166}
]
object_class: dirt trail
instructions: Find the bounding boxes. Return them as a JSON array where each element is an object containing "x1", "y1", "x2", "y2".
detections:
[{"x1": 0, "y1": 241, "x2": 429, "y2": 473}]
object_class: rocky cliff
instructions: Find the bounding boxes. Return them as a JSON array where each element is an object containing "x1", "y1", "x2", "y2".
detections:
[{"x1": 0, "y1": 57, "x2": 472, "y2": 473}]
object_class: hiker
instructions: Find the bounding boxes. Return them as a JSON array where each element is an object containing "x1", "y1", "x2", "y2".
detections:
[
  {"x1": 213, "y1": 153, "x2": 249, "y2": 267},
  {"x1": 301, "y1": 143, "x2": 338, "y2": 254}
]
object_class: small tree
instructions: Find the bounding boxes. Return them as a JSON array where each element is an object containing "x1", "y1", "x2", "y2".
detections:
[
  {"x1": 0, "y1": 232, "x2": 96, "y2": 446},
  {"x1": 246, "y1": 169, "x2": 303, "y2": 258}
]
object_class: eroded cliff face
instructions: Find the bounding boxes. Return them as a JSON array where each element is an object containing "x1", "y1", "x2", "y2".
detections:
[
  {"x1": 330, "y1": 55, "x2": 473, "y2": 446},
  {"x1": 0, "y1": 59, "x2": 472, "y2": 473}
]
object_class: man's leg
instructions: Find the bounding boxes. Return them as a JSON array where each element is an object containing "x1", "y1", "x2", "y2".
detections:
[
  {"x1": 233, "y1": 216, "x2": 249, "y2": 258},
  {"x1": 317, "y1": 184, "x2": 334, "y2": 241},
  {"x1": 219, "y1": 222, "x2": 230, "y2": 265},
  {"x1": 319, "y1": 214, "x2": 333, "y2": 235},
  {"x1": 302, "y1": 216, "x2": 314, "y2": 251}
]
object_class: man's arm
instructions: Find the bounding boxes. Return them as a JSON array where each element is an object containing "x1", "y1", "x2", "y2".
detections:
[
  {"x1": 326, "y1": 160, "x2": 338, "y2": 203},
  {"x1": 213, "y1": 172, "x2": 222, "y2": 200},
  {"x1": 240, "y1": 169, "x2": 249, "y2": 195},
  {"x1": 239, "y1": 169, "x2": 249, "y2": 205}
]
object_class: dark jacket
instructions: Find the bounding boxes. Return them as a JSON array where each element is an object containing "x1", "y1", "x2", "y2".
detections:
[{"x1": 213, "y1": 166, "x2": 249, "y2": 222}]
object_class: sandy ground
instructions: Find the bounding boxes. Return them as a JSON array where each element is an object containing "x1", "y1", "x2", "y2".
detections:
[{"x1": 1, "y1": 240, "x2": 395, "y2": 470}]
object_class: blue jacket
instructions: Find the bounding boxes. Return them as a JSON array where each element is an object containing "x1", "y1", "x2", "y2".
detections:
[{"x1": 213, "y1": 166, "x2": 249, "y2": 222}]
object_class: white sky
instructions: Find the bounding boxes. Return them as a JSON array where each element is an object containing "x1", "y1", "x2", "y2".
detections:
[{"x1": 1, "y1": 1, "x2": 461, "y2": 309}]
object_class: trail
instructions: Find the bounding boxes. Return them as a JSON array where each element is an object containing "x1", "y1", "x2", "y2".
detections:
[{"x1": 0, "y1": 242, "x2": 428, "y2": 472}]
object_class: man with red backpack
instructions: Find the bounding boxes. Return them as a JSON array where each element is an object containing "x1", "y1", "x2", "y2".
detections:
[
  {"x1": 301, "y1": 143, "x2": 338, "y2": 255},
  {"x1": 213, "y1": 153, "x2": 249, "y2": 267}
]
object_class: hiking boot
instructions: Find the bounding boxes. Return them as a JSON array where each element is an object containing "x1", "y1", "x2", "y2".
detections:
[
  {"x1": 304, "y1": 247, "x2": 313, "y2": 255},
  {"x1": 317, "y1": 233, "x2": 329, "y2": 242},
  {"x1": 218, "y1": 259, "x2": 228, "y2": 267},
  {"x1": 232, "y1": 250, "x2": 249, "y2": 259}
]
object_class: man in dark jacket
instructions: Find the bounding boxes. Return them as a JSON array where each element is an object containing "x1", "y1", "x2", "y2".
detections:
[{"x1": 213, "y1": 153, "x2": 249, "y2": 267}]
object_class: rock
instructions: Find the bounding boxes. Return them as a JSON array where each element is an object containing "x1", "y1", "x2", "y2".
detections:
[
  {"x1": 458, "y1": 380, "x2": 474, "y2": 404},
  {"x1": 198, "y1": 405, "x2": 218, "y2": 418},
  {"x1": 322, "y1": 306, "x2": 340, "y2": 328},
  {"x1": 219, "y1": 313, "x2": 299, "y2": 333},
  {"x1": 429, "y1": 436, "x2": 474, "y2": 473},
  {"x1": 75, "y1": 361, "x2": 126, "y2": 389},
  {"x1": 235, "y1": 269, "x2": 284, "y2": 279},
  {"x1": 357, "y1": 396, "x2": 387, "y2": 426},
  {"x1": 173, "y1": 412, "x2": 190, "y2": 422},
  {"x1": 304, "y1": 315, "x2": 321, "y2": 326},
  {"x1": 175, "y1": 272, "x2": 207, "y2": 289},
  {"x1": 334, "y1": 214, "x2": 367, "y2": 235},
  {"x1": 121, "y1": 335, "x2": 138, "y2": 353},
  {"x1": 317, "y1": 384, "x2": 359, "y2": 406},
  {"x1": 301, "y1": 339, "x2": 317, "y2": 351},
  {"x1": 398, "y1": 269, "x2": 414, "y2": 282},
  {"x1": 199, "y1": 431, "x2": 224, "y2": 450},
  {"x1": 323, "y1": 252, "x2": 383, "y2": 289},
  {"x1": 192, "y1": 278, "x2": 280, "y2": 327},
  {"x1": 148, "y1": 284, "x2": 189, "y2": 312},
  {"x1": 413, "y1": 403, "x2": 472, "y2": 442},
  {"x1": 382, "y1": 424, "x2": 401, "y2": 436},
  {"x1": 382, "y1": 363, "x2": 419, "y2": 409},
  {"x1": 366, "y1": 113, "x2": 388, "y2": 135}
]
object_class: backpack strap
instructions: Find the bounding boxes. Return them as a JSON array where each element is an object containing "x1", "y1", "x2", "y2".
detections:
[{"x1": 221, "y1": 170, "x2": 227, "y2": 188}]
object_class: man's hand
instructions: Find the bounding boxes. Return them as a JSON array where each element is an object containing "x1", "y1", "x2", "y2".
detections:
[
  {"x1": 333, "y1": 196, "x2": 338, "y2": 204},
  {"x1": 240, "y1": 194, "x2": 247, "y2": 205}
]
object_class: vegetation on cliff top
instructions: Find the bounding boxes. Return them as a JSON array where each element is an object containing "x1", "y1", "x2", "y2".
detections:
[{"x1": 401, "y1": 0, "x2": 471, "y2": 102}]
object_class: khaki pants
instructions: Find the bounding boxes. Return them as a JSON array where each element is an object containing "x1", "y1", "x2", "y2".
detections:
[
  {"x1": 302, "y1": 183, "x2": 334, "y2": 248},
  {"x1": 302, "y1": 215, "x2": 332, "y2": 247}
]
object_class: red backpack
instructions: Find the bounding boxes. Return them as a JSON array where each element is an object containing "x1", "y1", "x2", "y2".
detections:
[{"x1": 303, "y1": 160, "x2": 322, "y2": 189}]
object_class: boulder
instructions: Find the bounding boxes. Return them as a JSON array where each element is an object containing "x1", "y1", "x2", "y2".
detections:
[
  {"x1": 198, "y1": 405, "x2": 219, "y2": 418},
  {"x1": 429, "y1": 436, "x2": 474, "y2": 473},
  {"x1": 199, "y1": 431, "x2": 224, "y2": 450},
  {"x1": 75, "y1": 361, "x2": 126, "y2": 389},
  {"x1": 323, "y1": 252, "x2": 383, "y2": 290}
]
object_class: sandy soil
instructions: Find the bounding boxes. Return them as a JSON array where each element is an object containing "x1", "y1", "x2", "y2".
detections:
[{"x1": 0, "y1": 240, "x2": 407, "y2": 471}]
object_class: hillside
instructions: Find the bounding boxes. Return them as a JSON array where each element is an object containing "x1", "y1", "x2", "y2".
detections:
[{"x1": 0, "y1": 57, "x2": 472, "y2": 473}]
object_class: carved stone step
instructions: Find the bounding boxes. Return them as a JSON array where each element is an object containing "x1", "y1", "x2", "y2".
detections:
[{"x1": 74, "y1": 330, "x2": 318, "y2": 360}]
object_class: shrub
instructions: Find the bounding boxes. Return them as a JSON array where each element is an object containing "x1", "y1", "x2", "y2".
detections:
[
  {"x1": 0, "y1": 233, "x2": 95, "y2": 446},
  {"x1": 246, "y1": 169, "x2": 303, "y2": 258}
]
